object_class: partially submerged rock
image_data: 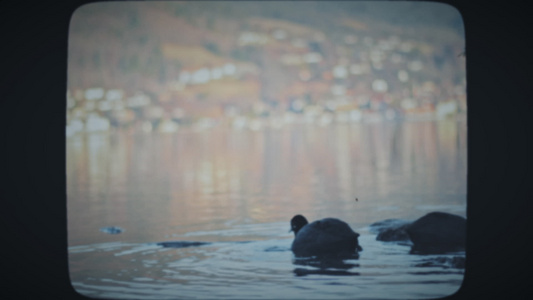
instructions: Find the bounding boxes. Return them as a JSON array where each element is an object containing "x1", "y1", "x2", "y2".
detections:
[
  {"x1": 371, "y1": 212, "x2": 466, "y2": 254},
  {"x1": 406, "y1": 212, "x2": 466, "y2": 254},
  {"x1": 376, "y1": 223, "x2": 412, "y2": 242},
  {"x1": 369, "y1": 219, "x2": 412, "y2": 242}
]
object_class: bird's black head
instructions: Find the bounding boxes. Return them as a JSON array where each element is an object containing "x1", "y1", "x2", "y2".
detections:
[{"x1": 290, "y1": 215, "x2": 309, "y2": 236}]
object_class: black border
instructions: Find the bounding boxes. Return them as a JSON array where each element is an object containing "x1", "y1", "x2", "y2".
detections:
[{"x1": 1, "y1": 0, "x2": 531, "y2": 299}]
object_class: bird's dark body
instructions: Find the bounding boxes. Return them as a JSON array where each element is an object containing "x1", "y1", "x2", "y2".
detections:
[{"x1": 290, "y1": 216, "x2": 361, "y2": 258}]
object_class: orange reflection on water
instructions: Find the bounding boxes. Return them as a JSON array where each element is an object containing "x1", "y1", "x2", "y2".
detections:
[{"x1": 67, "y1": 121, "x2": 467, "y2": 246}]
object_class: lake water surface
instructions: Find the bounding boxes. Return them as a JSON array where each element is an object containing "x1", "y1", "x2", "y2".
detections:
[{"x1": 67, "y1": 120, "x2": 467, "y2": 299}]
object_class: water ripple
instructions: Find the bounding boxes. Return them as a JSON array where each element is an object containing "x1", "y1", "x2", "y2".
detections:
[{"x1": 69, "y1": 232, "x2": 464, "y2": 299}]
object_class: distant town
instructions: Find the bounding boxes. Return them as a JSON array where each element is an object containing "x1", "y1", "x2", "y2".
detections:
[{"x1": 67, "y1": 2, "x2": 466, "y2": 136}]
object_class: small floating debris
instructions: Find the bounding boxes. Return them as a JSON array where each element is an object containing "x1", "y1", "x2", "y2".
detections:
[
  {"x1": 100, "y1": 226, "x2": 125, "y2": 234},
  {"x1": 156, "y1": 241, "x2": 211, "y2": 248},
  {"x1": 264, "y1": 246, "x2": 288, "y2": 252},
  {"x1": 293, "y1": 268, "x2": 360, "y2": 277}
]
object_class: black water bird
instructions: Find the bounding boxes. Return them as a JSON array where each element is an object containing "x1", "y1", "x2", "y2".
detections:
[{"x1": 290, "y1": 215, "x2": 362, "y2": 258}]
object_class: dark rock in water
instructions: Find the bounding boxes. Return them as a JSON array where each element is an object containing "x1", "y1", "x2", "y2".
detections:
[
  {"x1": 369, "y1": 218, "x2": 410, "y2": 233},
  {"x1": 406, "y1": 212, "x2": 466, "y2": 254},
  {"x1": 369, "y1": 219, "x2": 412, "y2": 242},
  {"x1": 376, "y1": 225, "x2": 411, "y2": 242},
  {"x1": 157, "y1": 241, "x2": 211, "y2": 248},
  {"x1": 100, "y1": 226, "x2": 124, "y2": 234}
]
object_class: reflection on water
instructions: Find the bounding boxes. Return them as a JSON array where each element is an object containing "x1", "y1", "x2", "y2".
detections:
[{"x1": 67, "y1": 120, "x2": 466, "y2": 299}]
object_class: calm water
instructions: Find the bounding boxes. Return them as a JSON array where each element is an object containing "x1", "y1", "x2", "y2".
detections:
[{"x1": 67, "y1": 120, "x2": 467, "y2": 299}]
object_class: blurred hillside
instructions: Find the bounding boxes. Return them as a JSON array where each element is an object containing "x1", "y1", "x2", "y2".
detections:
[{"x1": 67, "y1": 1, "x2": 466, "y2": 135}]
